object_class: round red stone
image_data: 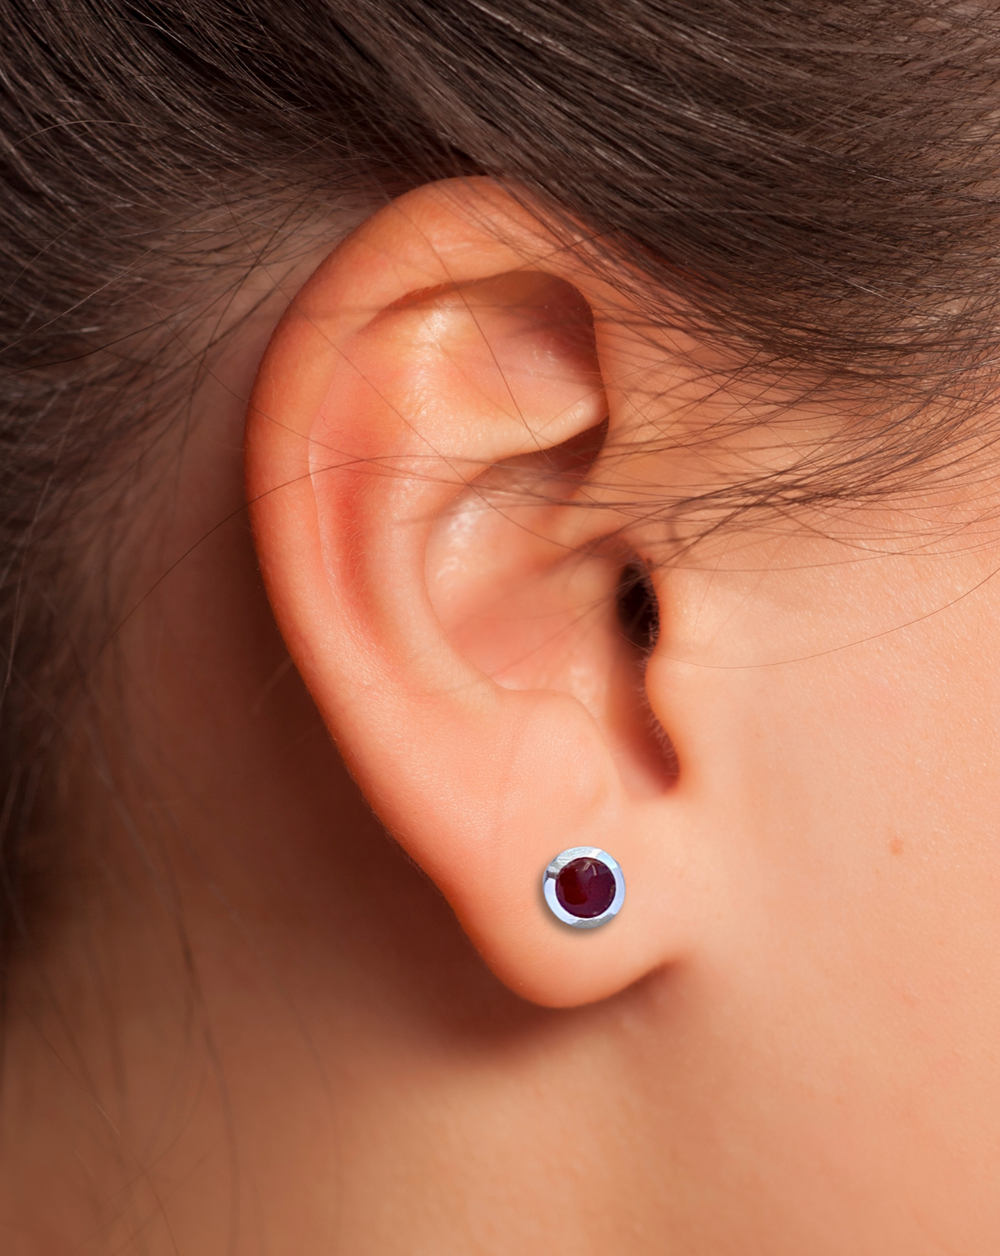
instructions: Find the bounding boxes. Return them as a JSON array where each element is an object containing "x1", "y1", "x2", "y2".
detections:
[{"x1": 555, "y1": 857, "x2": 616, "y2": 919}]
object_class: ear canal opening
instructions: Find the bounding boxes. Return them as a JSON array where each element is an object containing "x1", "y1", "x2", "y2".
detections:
[
  {"x1": 616, "y1": 562, "x2": 660, "y2": 654},
  {"x1": 614, "y1": 559, "x2": 678, "y2": 786}
]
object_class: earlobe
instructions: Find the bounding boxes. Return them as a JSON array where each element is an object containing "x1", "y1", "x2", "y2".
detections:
[{"x1": 246, "y1": 180, "x2": 686, "y2": 1006}]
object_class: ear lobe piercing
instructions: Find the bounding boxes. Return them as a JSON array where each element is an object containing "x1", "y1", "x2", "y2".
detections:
[{"x1": 543, "y1": 847, "x2": 625, "y2": 929}]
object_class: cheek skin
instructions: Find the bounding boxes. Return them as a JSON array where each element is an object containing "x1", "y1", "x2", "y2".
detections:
[{"x1": 641, "y1": 533, "x2": 1000, "y2": 1247}]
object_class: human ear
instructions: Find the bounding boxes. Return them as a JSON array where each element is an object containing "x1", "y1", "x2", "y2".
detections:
[{"x1": 246, "y1": 180, "x2": 686, "y2": 1006}]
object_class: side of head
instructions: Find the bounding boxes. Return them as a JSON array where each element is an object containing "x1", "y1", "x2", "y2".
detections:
[{"x1": 4, "y1": 5, "x2": 1000, "y2": 1254}]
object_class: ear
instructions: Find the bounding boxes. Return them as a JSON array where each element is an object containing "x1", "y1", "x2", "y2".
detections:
[{"x1": 246, "y1": 180, "x2": 689, "y2": 1006}]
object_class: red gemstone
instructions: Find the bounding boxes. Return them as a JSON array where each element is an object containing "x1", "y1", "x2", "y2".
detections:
[{"x1": 555, "y1": 857, "x2": 616, "y2": 919}]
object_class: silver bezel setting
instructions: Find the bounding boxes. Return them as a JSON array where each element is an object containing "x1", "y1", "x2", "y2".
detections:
[{"x1": 542, "y1": 846, "x2": 625, "y2": 929}]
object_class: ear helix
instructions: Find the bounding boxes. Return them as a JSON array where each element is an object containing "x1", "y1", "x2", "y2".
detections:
[{"x1": 247, "y1": 180, "x2": 690, "y2": 1005}]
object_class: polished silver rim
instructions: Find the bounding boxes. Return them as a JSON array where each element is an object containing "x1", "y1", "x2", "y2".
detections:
[{"x1": 542, "y1": 846, "x2": 625, "y2": 929}]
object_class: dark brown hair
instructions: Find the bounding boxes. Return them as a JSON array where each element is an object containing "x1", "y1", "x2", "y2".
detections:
[{"x1": 2, "y1": 0, "x2": 999, "y2": 961}]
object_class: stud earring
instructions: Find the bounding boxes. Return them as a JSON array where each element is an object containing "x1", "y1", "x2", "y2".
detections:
[{"x1": 543, "y1": 847, "x2": 625, "y2": 929}]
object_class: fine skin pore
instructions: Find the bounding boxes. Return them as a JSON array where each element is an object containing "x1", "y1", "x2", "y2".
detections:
[{"x1": 3, "y1": 181, "x2": 1000, "y2": 1253}]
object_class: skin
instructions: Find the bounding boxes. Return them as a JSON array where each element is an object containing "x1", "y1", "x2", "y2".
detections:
[{"x1": 2, "y1": 180, "x2": 1000, "y2": 1254}]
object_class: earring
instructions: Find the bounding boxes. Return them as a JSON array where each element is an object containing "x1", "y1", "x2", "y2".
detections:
[{"x1": 543, "y1": 847, "x2": 625, "y2": 929}]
